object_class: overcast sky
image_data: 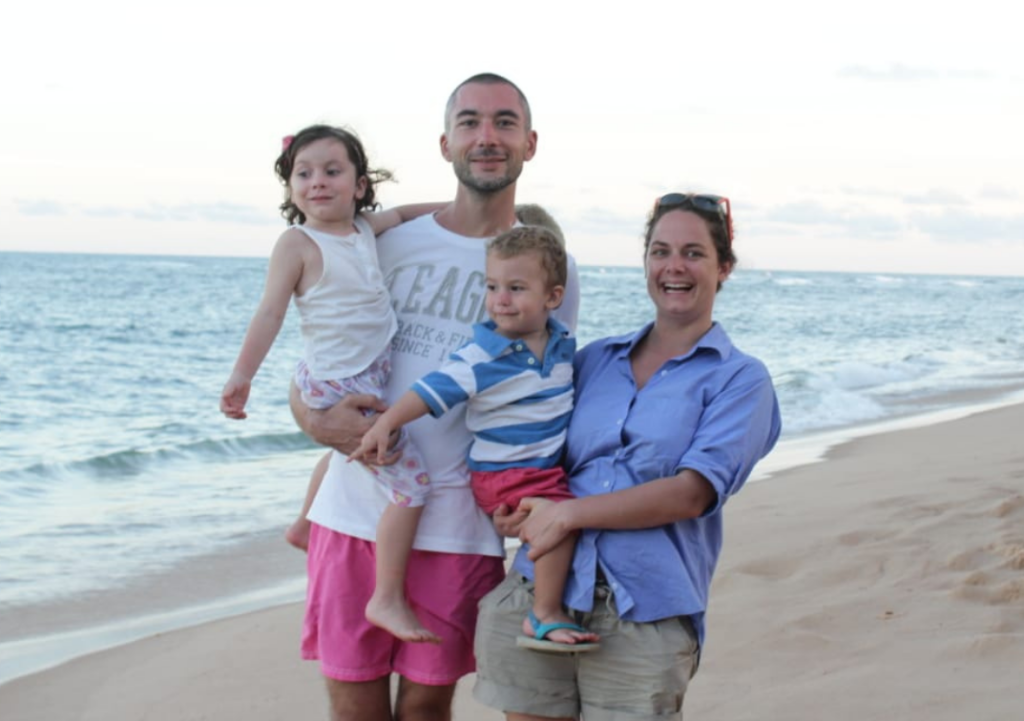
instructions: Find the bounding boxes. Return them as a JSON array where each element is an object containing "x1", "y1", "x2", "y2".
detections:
[{"x1": 2, "y1": 0, "x2": 1022, "y2": 276}]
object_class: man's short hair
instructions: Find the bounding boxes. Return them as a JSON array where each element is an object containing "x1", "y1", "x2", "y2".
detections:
[
  {"x1": 487, "y1": 226, "x2": 567, "y2": 289},
  {"x1": 445, "y1": 72, "x2": 532, "y2": 131}
]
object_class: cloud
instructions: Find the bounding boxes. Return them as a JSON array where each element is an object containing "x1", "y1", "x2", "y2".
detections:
[
  {"x1": 760, "y1": 200, "x2": 837, "y2": 225},
  {"x1": 838, "y1": 64, "x2": 993, "y2": 82},
  {"x1": 165, "y1": 202, "x2": 276, "y2": 225},
  {"x1": 563, "y1": 206, "x2": 641, "y2": 237},
  {"x1": 912, "y1": 209, "x2": 1024, "y2": 243},
  {"x1": 14, "y1": 199, "x2": 69, "y2": 216},
  {"x1": 19, "y1": 199, "x2": 276, "y2": 225},
  {"x1": 128, "y1": 202, "x2": 276, "y2": 224},
  {"x1": 130, "y1": 207, "x2": 170, "y2": 222},
  {"x1": 82, "y1": 206, "x2": 130, "y2": 218},
  {"x1": 839, "y1": 64, "x2": 939, "y2": 81},
  {"x1": 837, "y1": 213, "x2": 904, "y2": 237},
  {"x1": 903, "y1": 188, "x2": 970, "y2": 206},
  {"x1": 842, "y1": 184, "x2": 1010, "y2": 206},
  {"x1": 754, "y1": 200, "x2": 904, "y2": 238},
  {"x1": 945, "y1": 69, "x2": 995, "y2": 80},
  {"x1": 751, "y1": 195, "x2": 1024, "y2": 246},
  {"x1": 979, "y1": 184, "x2": 1019, "y2": 201},
  {"x1": 839, "y1": 185, "x2": 902, "y2": 199}
]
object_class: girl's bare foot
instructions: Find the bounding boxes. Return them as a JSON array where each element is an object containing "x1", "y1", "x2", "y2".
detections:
[{"x1": 366, "y1": 595, "x2": 441, "y2": 644}]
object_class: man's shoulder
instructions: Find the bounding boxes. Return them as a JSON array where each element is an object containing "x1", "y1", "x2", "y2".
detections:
[
  {"x1": 378, "y1": 213, "x2": 437, "y2": 243},
  {"x1": 377, "y1": 213, "x2": 490, "y2": 269}
]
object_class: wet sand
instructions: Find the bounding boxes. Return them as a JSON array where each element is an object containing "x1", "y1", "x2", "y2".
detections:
[{"x1": 2, "y1": 403, "x2": 1023, "y2": 720}]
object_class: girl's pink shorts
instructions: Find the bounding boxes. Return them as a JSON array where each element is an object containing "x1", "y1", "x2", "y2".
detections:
[{"x1": 301, "y1": 523, "x2": 505, "y2": 686}]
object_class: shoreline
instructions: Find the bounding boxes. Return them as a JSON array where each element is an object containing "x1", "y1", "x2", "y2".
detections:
[
  {"x1": 3, "y1": 395, "x2": 1024, "y2": 717},
  {"x1": 0, "y1": 579, "x2": 305, "y2": 687},
  {"x1": 0, "y1": 529, "x2": 307, "y2": 685},
  {"x1": 3, "y1": 388, "x2": 1024, "y2": 686},
  {"x1": 751, "y1": 383, "x2": 1024, "y2": 482}
]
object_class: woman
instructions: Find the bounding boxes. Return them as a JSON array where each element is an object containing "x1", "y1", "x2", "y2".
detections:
[{"x1": 473, "y1": 193, "x2": 782, "y2": 720}]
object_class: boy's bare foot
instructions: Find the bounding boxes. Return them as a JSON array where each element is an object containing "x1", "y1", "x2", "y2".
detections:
[
  {"x1": 284, "y1": 517, "x2": 310, "y2": 551},
  {"x1": 522, "y1": 608, "x2": 600, "y2": 645},
  {"x1": 366, "y1": 596, "x2": 441, "y2": 644}
]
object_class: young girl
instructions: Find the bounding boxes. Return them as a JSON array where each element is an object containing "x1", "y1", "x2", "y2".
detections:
[{"x1": 220, "y1": 124, "x2": 442, "y2": 643}]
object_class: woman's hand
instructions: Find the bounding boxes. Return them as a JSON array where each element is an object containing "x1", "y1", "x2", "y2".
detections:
[{"x1": 517, "y1": 497, "x2": 576, "y2": 561}]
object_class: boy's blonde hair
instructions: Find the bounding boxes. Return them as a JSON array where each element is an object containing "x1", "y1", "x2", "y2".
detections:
[{"x1": 487, "y1": 225, "x2": 568, "y2": 289}]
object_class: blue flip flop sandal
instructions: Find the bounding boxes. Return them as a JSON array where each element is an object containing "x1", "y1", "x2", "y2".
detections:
[{"x1": 516, "y1": 610, "x2": 601, "y2": 653}]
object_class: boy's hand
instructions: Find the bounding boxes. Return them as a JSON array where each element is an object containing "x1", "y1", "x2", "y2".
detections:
[
  {"x1": 349, "y1": 419, "x2": 399, "y2": 466},
  {"x1": 492, "y1": 503, "x2": 529, "y2": 538},
  {"x1": 220, "y1": 373, "x2": 251, "y2": 419}
]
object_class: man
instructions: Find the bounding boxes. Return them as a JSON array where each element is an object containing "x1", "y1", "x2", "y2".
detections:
[{"x1": 290, "y1": 73, "x2": 580, "y2": 721}]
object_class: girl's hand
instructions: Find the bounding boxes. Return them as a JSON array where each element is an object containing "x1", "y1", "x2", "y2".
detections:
[
  {"x1": 220, "y1": 374, "x2": 251, "y2": 419},
  {"x1": 518, "y1": 497, "x2": 574, "y2": 560}
]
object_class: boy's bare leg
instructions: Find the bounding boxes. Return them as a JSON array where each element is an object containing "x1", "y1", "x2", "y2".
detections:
[
  {"x1": 522, "y1": 534, "x2": 599, "y2": 645},
  {"x1": 366, "y1": 503, "x2": 440, "y2": 643},
  {"x1": 285, "y1": 451, "x2": 330, "y2": 551}
]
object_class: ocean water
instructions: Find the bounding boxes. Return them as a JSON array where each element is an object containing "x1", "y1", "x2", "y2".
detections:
[{"x1": 2, "y1": 251, "x2": 1024, "y2": 629}]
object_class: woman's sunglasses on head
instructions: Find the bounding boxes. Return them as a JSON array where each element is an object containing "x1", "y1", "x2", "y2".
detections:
[{"x1": 653, "y1": 193, "x2": 733, "y2": 244}]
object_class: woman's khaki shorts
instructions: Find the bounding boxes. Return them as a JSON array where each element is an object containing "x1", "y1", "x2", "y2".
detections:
[{"x1": 473, "y1": 571, "x2": 700, "y2": 721}]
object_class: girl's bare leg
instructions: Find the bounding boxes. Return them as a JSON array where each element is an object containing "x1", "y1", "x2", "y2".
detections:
[
  {"x1": 365, "y1": 502, "x2": 440, "y2": 643},
  {"x1": 285, "y1": 451, "x2": 330, "y2": 551}
]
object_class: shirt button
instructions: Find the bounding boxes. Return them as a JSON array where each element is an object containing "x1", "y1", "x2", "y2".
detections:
[
  {"x1": 527, "y1": 357, "x2": 536, "y2": 365},
  {"x1": 603, "y1": 481, "x2": 610, "y2": 487},
  {"x1": 515, "y1": 344, "x2": 524, "y2": 351},
  {"x1": 616, "y1": 419, "x2": 623, "y2": 425},
  {"x1": 661, "y1": 370, "x2": 668, "y2": 376}
]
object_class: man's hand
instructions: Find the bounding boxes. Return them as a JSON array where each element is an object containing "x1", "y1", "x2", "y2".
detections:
[{"x1": 289, "y1": 383, "x2": 387, "y2": 454}]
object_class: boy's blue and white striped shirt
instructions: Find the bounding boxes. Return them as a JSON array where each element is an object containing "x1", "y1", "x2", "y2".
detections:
[{"x1": 413, "y1": 319, "x2": 575, "y2": 472}]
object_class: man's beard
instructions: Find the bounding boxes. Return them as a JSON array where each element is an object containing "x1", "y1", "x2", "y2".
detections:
[{"x1": 452, "y1": 152, "x2": 522, "y2": 194}]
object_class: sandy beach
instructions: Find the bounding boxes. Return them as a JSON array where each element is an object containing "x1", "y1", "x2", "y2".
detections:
[{"x1": 2, "y1": 402, "x2": 1023, "y2": 720}]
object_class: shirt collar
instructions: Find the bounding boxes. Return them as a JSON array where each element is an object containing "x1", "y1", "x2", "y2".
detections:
[
  {"x1": 609, "y1": 321, "x2": 733, "y2": 361},
  {"x1": 473, "y1": 317, "x2": 572, "y2": 356}
]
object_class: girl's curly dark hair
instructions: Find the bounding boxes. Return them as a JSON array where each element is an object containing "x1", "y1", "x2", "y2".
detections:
[{"x1": 274, "y1": 125, "x2": 393, "y2": 225}]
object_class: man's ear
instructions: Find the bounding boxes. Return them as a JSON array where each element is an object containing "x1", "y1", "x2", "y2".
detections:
[{"x1": 524, "y1": 130, "x2": 538, "y2": 163}]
